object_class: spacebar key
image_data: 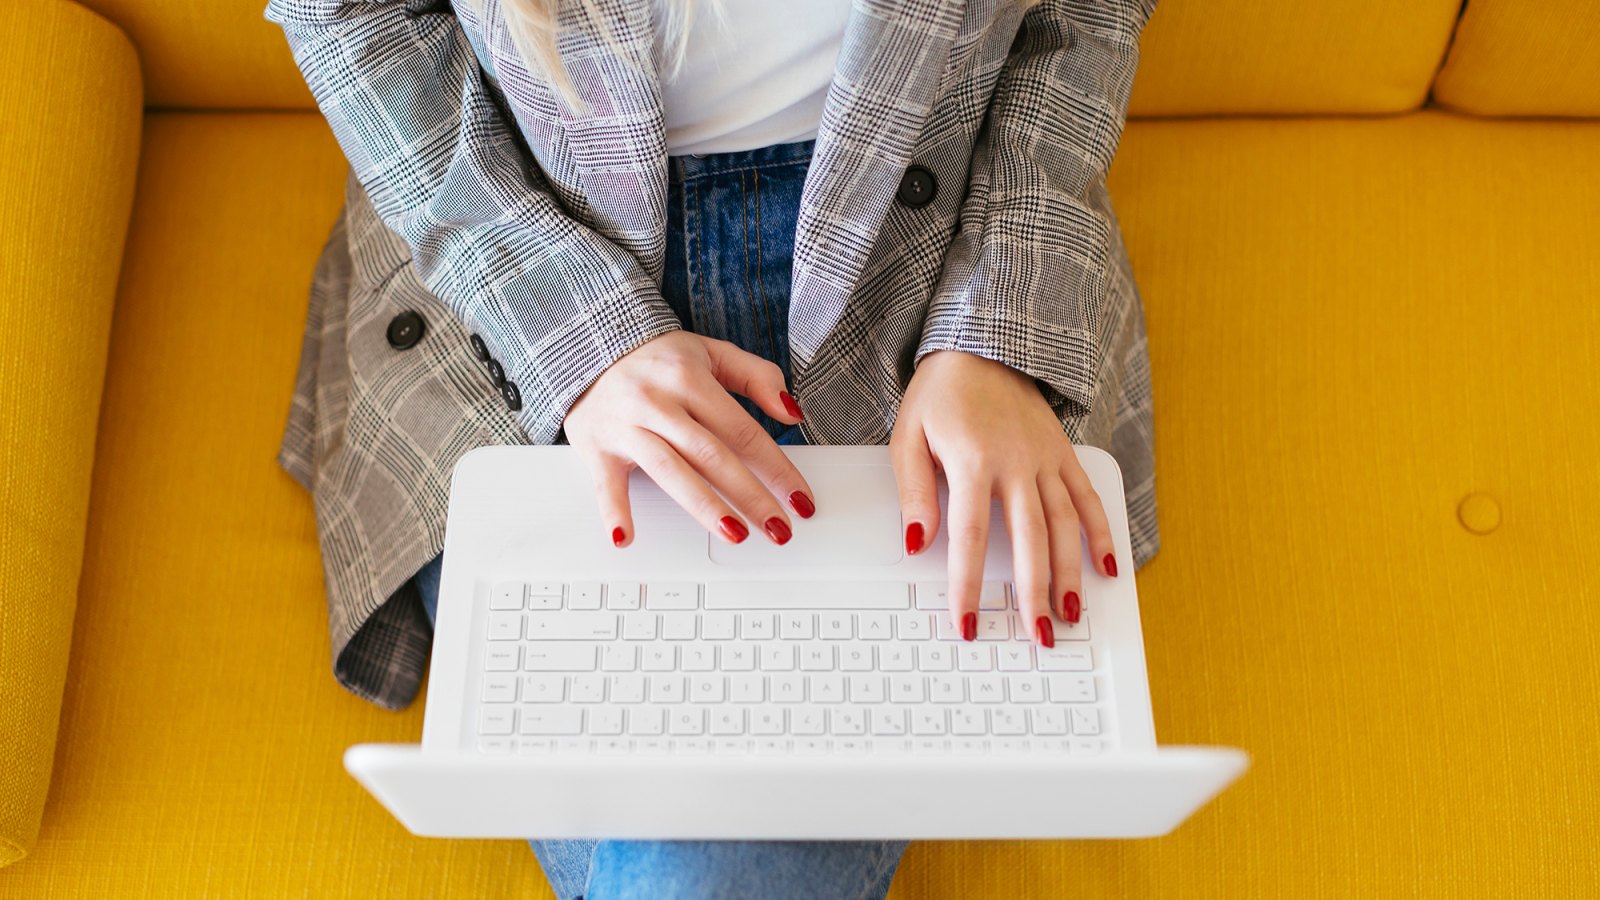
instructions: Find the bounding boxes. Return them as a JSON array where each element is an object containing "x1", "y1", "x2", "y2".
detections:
[{"x1": 704, "y1": 582, "x2": 909, "y2": 610}]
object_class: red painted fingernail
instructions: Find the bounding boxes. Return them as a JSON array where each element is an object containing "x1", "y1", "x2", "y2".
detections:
[
  {"x1": 1103, "y1": 553, "x2": 1118, "y2": 578},
  {"x1": 788, "y1": 491, "x2": 815, "y2": 519},
  {"x1": 779, "y1": 390, "x2": 804, "y2": 420},
  {"x1": 718, "y1": 516, "x2": 749, "y2": 543},
  {"x1": 905, "y1": 521, "x2": 924, "y2": 555},
  {"x1": 611, "y1": 526, "x2": 626, "y2": 547},
  {"x1": 764, "y1": 517, "x2": 791, "y2": 545},
  {"x1": 1036, "y1": 617, "x2": 1055, "y2": 648},
  {"x1": 961, "y1": 612, "x2": 977, "y2": 642},
  {"x1": 1064, "y1": 591, "x2": 1082, "y2": 624}
]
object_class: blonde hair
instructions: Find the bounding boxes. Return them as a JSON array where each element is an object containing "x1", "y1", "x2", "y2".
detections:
[
  {"x1": 465, "y1": 0, "x2": 1045, "y2": 114},
  {"x1": 461, "y1": 0, "x2": 724, "y2": 112}
]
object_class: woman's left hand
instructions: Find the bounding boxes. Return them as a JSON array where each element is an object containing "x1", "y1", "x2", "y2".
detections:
[{"x1": 889, "y1": 350, "x2": 1119, "y2": 648}]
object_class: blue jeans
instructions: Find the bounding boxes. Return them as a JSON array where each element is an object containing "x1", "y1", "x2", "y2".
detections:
[{"x1": 411, "y1": 139, "x2": 908, "y2": 900}]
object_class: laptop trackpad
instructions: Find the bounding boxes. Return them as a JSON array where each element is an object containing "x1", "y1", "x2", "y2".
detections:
[{"x1": 708, "y1": 464, "x2": 905, "y2": 567}]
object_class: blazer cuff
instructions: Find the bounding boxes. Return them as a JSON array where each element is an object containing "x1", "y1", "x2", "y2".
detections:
[
  {"x1": 915, "y1": 311, "x2": 1099, "y2": 423},
  {"x1": 502, "y1": 295, "x2": 683, "y2": 445}
]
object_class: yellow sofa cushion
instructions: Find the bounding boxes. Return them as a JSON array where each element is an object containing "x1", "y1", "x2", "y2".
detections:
[
  {"x1": 1433, "y1": 0, "x2": 1600, "y2": 117},
  {"x1": 0, "y1": 0, "x2": 142, "y2": 869},
  {"x1": 80, "y1": 0, "x2": 1467, "y2": 116},
  {"x1": 1129, "y1": 0, "x2": 1462, "y2": 115},
  {"x1": 9, "y1": 108, "x2": 1597, "y2": 894},
  {"x1": 73, "y1": 0, "x2": 313, "y2": 109}
]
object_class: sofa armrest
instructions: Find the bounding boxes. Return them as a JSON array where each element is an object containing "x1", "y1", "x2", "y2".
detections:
[{"x1": 0, "y1": 0, "x2": 142, "y2": 868}]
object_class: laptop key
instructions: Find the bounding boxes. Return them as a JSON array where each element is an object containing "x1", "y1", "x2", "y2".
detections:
[
  {"x1": 895, "y1": 613, "x2": 931, "y2": 641},
  {"x1": 608, "y1": 673, "x2": 645, "y2": 703},
  {"x1": 491, "y1": 582, "x2": 526, "y2": 610},
  {"x1": 487, "y1": 611, "x2": 521, "y2": 641},
  {"x1": 484, "y1": 646, "x2": 520, "y2": 671},
  {"x1": 992, "y1": 708, "x2": 1027, "y2": 736},
  {"x1": 1047, "y1": 674, "x2": 1096, "y2": 703},
  {"x1": 1030, "y1": 707, "x2": 1068, "y2": 735},
  {"x1": 601, "y1": 644, "x2": 637, "y2": 672},
  {"x1": 518, "y1": 704, "x2": 582, "y2": 733},
  {"x1": 1070, "y1": 707, "x2": 1102, "y2": 736},
  {"x1": 1037, "y1": 646, "x2": 1093, "y2": 672},
  {"x1": 871, "y1": 708, "x2": 907, "y2": 735},
  {"x1": 589, "y1": 708, "x2": 624, "y2": 735},
  {"x1": 996, "y1": 645, "x2": 1032, "y2": 671},
  {"x1": 525, "y1": 612, "x2": 618, "y2": 640},
  {"x1": 520, "y1": 675, "x2": 564, "y2": 703},
  {"x1": 710, "y1": 708, "x2": 745, "y2": 735},
  {"x1": 606, "y1": 581, "x2": 641, "y2": 610},
  {"x1": 645, "y1": 582, "x2": 699, "y2": 610},
  {"x1": 522, "y1": 645, "x2": 595, "y2": 671},
  {"x1": 479, "y1": 708, "x2": 515, "y2": 735},
  {"x1": 704, "y1": 581, "x2": 909, "y2": 610},
  {"x1": 914, "y1": 582, "x2": 948, "y2": 610},
  {"x1": 701, "y1": 612, "x2": 737, "y2": 639},
  {"x1": 481, "y1": 673, "x2": 518, "y2": 703},
  {"x1": 568, "y1": 581, "x2": 603, "y2": 610}
]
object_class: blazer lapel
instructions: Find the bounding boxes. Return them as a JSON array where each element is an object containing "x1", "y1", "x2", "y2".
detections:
[
  {"x1": 788, "y1": 0, "x2": 969, "y2": 366},
  {"x1": 529, "y1": 0, "x2": 670, "y2": 279}
]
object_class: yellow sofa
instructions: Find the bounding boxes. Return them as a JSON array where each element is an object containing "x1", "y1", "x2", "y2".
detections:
[{"x1": 2, "y1": 0, "x2": 1596, "y2": 894}]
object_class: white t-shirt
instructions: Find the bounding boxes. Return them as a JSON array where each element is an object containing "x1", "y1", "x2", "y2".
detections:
[{"x1": 655, "y1": 0, "x2": 853, "y2": 156}]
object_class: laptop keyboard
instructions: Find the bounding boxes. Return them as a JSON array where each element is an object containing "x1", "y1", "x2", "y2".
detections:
[{"x1": 473, "y1": 580, "x2": 1113, "y2": 756}]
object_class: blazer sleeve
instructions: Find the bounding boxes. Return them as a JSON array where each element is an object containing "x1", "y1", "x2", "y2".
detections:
[
  {"x1": 917, "y1": 0, "x2": 1156, "y2": 422},
  {"x1": 263, "y1": 0, "x2": 682, "y2": 444}
]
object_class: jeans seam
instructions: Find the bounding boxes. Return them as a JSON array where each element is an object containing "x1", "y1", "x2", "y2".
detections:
[
  {"x1": 690, "y1": 175, "x2": 706, "y2": 331},
  {"x1": 674, "y1": 158, "x2": 812, "y2": 182},
  {"x1": 738, "y1": 170, "x2": 776, "y2": 383}
]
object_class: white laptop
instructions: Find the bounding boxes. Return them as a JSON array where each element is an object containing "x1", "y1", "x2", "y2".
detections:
[{"x1": 345, "y1": 444, "x2": 1248, "y2": 839}]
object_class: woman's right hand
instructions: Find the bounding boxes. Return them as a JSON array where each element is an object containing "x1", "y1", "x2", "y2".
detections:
[{"x1": 562, "y1": 331, "x2": 816, "y2": 549}]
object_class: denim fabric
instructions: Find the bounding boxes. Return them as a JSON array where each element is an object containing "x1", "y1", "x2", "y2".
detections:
[{"x1": 411, "y1": 139, "x2": 907, "y2": 900}]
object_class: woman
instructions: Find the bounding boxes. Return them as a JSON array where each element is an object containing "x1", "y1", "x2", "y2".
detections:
[{"x1": 268, "y1": 0, "x2": 1158, "y2": 895}]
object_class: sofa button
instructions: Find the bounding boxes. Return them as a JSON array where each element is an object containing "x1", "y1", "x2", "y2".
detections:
[
  {"x1": 385, "y1": 311, "x2": 425, "y2": 351},
  {"x1": 469, "y1": 333, "x2": 491, "y2": 362},
  {"x1": 486, "y1": 358, "x2": 506, "y2": 388},
  {"x1": 897, "y1": 165, "x2": 937, "y2": 209},
  {"x1": 1457, "y1": 492, "x2": 1501, "y2": 534},
  {"x1": 501, "y1": 380, "x2": 523, "y2": 412}
]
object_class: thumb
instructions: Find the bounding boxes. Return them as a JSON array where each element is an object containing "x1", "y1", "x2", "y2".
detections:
[
  {"x1": 699, "y1": 335, "x2": 804, "y2": 424},
  {"x1": 890, "y1": 424, "x2": 941, "y2": 557}
]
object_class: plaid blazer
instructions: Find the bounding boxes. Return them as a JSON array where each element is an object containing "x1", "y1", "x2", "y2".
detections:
[{"x1": 265, "y1": 0, "x2": 1161, "y2": 710}]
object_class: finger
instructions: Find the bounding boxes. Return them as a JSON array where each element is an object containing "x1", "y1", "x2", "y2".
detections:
[
  {"x1": 623, "y1": 428, "x2": 751, "y2": 544},
  {"x1": 1002, "y1": 476, "x2": 1053, "y2": 647},
  {"x1": 1037, "y1": 471, "x2": 1083, "y2": 627},
  {"x1": 647, "y1": 411, "x2": 794, "y2": 545},
  {"x1": 582, "y1": 448, "x2": 636, "y2": 548},
  {"x1": 1061, "y1": 450, "x2": 1119, "y2": 578},
  {"x1": 702, "y1": 336, "x2": 805, "y2": 424},
  {"x1": 691, "y1": 386, "x2": 818, "y2": 521},
  {"x1": 889, "y1": 424, "x2": 940, "y2": 556},
  {"x1": 942, "y1": 461, "x2": 991, "y2": 642}
]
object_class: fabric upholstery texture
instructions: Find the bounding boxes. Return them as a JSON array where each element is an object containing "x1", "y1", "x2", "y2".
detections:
[
  {"x1": 4, "y1": 106, "x2": 1596, "y2": 895},
  {"x1": 1128, "y1": 0, "x2": 1463, "y2": 115},
  {"x1": 71, "y1": 0, "x2": 315, "y2": 109},
  {"x1": 0, "y1": 0, "x2": 142, "y2": 868},
  {"x1": 1432, "y1": 0, "x2": 1600, "y2": 117}
]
